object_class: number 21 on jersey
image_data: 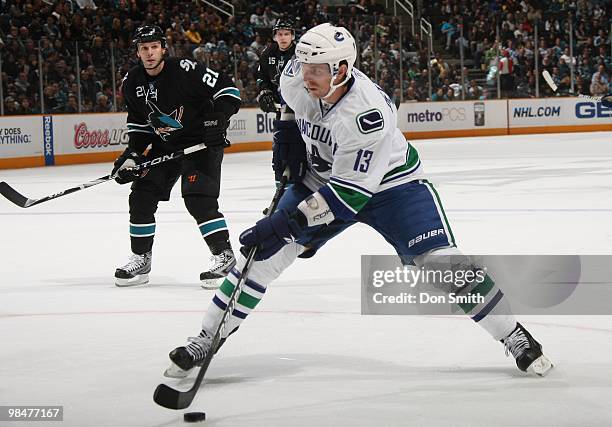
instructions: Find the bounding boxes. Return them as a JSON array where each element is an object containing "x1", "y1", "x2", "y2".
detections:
[{"x1": 180, "y1": 60, "x2": 219, "y2": 88}]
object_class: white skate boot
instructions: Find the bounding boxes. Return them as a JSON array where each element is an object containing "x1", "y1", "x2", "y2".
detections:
[
  {"x1": 115, "y1": 251, "x2": 152, "y2": 287},
  {"x1": 200, "y1": 249, "x2": 236, "y2": 289}
]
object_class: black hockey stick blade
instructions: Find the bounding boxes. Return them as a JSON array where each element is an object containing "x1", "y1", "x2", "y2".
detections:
[
  {"x1": 153, "y1": 383, "x2": 192, "y2": 410},
  {"x1": 0, "y1": 181, "x2": 32, "y2": 208},
  {"x1": 153, "y1": 341, "x2": 217, "y2": 410}
]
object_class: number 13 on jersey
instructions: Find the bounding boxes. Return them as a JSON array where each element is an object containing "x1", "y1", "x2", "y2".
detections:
[{"x1": 353, "y1": 149, "x2": 373, "y2": 173}]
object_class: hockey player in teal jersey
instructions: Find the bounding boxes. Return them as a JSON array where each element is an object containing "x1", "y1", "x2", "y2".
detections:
[{"x1": 165, "y1": 24, "x2": 553, "y2": 378}]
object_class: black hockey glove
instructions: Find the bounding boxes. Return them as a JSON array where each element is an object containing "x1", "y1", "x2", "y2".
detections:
[
  {"x1": 257, "y1": 89, "x2": 278, "y2": 113},
  {"x1": 239, "y1": 209, "x2": 307, "y2": 260},
  {"x1": 272, "y1": 120, "x2": 307, "y2": 184},
  {"x1": 202, "y1": 112, "x2": 228, "y2": 146},
  {"x1": 112, "y1": 148, "x2": 145, "y2": 184}
]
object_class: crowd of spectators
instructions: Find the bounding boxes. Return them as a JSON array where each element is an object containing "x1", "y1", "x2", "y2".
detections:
[
  {"x1": 426, "y1": 0, "x2": 611, "y2": 99},
  {"x1": 0, "y1": 0, "x2": 610, "y2": 115}
]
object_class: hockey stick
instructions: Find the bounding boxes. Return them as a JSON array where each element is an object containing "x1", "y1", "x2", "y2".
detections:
[
  {"x1": 0, "y1": 143, "x2": 207, "y2": 208},
  {"x1": 153, "y1": 170, "x2": 290, "y2": 410},
  {"x1": 542, "y1": 70, "x2": 612, "y2": 107}
]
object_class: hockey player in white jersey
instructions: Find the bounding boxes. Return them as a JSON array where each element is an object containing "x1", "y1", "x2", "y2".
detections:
[{"x1": 165, "y1": 23, "x2": 552, "y2": 378}]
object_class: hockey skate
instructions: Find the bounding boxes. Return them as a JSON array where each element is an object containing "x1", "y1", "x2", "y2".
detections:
[
  {"x1": 115, "y1": 251, "x2": 152, "y2": 287},
  {"x1": 164, "y1": 330, "x2": 213, "y2": 378},
  {"x1": 164, "y1": 327, "x2": 239, "y2": 378},
  {"x1": 502, "y1": 322, "x2": 553, "y2": 376},
  {"x1": 200, "y1": 249, "x2": 236, "y2": 289}
]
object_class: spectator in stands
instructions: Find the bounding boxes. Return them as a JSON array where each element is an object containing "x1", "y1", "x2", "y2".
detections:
[
  {"x1": 184, "y1": 23, "x2": 202, "y2": 45},
  {"x1": 431, "y1": 87, "x2": 447, "y2": 101},
  {"x1": 499, "y1": 49, "x2": 515, "y2": 98},
  {"x1": 250, "y1": 34, "x2": 265, "y2": 56},
  {"x1": 43, "y1": 85, "x2": 59, "y2": 112},
  {"x1": 261, "y1": 6, "x2": 278, "y2": 28},
  {"x1": 18, "y1": 97, "x2": 34, "y2": 114},
  {"x1": 468, "y1": 79, "x2": 483, "y2": 100},
  {"x1": 0, "y1": 0, "x2": 610, "y2": 115},
  {"x1": 93, "y1": 93, "x2": 111, "y2": 112},
  {"x1": 76, "y1": 0, "x2": 97, "y2": 10},
  {"x1": 590, "y1": 65, "x2": 609, "y2": 96},
  {"x1": 4, "y1": 96, "x2": 20, "y2": 115},
  {"x1": 592, "y1": 64, "x2": 609, "y2": 85},
  {"x1": 14, "y1": 71, "x2": 29, "y2": 95},
  {"x1": 440, "y1": 18, "x2": 455, "y2": 51},
  {"x1": 65, "y1": 95, "x2": 79, "y2": 113},
  {"x1": 250, "y1": 7, "x2": 265, "y2": 28},
  {"x1": 405, "y1": 86, "x2": 418, "y2": 101},
  {"x1": 578, "y1": 57, "x2": 594, "y2": 85}
]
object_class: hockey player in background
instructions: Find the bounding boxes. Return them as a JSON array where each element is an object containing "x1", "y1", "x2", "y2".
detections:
[
  {"x1": 165, "y1": 24, "x2": 553, "y2": 377},
  {"x1": 256, "y1": 17, "x2": 302, "y2": 185},
  {"x1": 112, "y1": 25, "x2": 241, "y2": 289},
  {"x1": 256, "y1": 17, "x2": 296, "y2": 117}
]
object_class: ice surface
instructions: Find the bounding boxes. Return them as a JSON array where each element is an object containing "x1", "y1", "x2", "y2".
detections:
[{"x1": 1, "y1": 132, "x2": 612, "y2": 426}]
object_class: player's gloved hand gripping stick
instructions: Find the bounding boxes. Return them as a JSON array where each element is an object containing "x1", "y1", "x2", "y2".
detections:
[{"x1": 0, "y1": 143, "x2": 208, "y2": 208}]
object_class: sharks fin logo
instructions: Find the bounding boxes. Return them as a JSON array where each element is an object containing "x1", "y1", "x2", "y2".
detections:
[{"x1": 146, "y1": 100, "x2": 184, "y2": 140}]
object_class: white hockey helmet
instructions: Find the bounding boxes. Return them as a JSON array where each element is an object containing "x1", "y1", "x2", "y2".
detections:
[{"x1": 295, "y1": 23, "x2": 357, "y2": 98}]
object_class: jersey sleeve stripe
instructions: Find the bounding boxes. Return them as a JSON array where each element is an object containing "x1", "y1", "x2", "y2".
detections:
[
  {"x1": 329, "y1": 176, "x2": 373, "y2": 196},
  {"x1": 127, "y1": 122, "x2": 152, "y2": 128},
  {"x1": 380, "y1": 160, "x2": 421, "y2": 184},
  {"x1": 329, "y1": 182, "x2": 371, "y2": 212},
  {"x1": 213, "y1": 87, "x2": 241, "y2": 100},
  {"x1": 127, "y1": 129, "x2": 155, "y2": 134},
  {"x1": 319, "y1": 182, "x2": 372, "y2": 220},
  {"x1": 380, "y1": 144, "x2": 421, "y2": 184}
]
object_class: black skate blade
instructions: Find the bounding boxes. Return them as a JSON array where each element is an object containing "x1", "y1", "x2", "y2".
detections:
[
  {"x1": 153, "y1": 383, "x2": 193, "y2": 410},
  {"x1": 0, "y1": 182, "x2": 31, "y2": 208}
]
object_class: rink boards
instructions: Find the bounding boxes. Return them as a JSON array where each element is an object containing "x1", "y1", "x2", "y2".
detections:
[{"x1": 1, "y1": 97, "x2": 610, "y2": 169}]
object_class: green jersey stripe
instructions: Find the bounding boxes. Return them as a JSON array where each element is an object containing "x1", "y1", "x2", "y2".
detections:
[
  {"x1": 382, "y1": 143, "x2": 421, "y2": 181},
  {"x1": 329, "y1": 182, "x2": 371, "y2": 213}
]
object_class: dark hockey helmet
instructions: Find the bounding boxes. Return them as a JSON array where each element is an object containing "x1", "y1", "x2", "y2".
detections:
[
  {"x1": 273, "y1": 17, "x2": 295, "y2": 35},
  {"x1": 132, "y1": 25, "x2": 167, "y2": 48}
]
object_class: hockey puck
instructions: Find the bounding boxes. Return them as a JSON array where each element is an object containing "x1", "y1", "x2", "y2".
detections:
[{"x1": 183, "y1": 412, "x2": 206, "y2": 423}]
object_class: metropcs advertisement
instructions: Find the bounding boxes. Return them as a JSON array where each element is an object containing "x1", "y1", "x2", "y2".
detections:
[{"x1": 397, "y1": 100, "x2": 508, "y2": 135}]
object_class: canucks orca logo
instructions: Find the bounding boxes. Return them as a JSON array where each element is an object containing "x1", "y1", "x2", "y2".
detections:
[
  {"x1": 146, "y1": 100, "x2": 184, "y2": 141},
  {"x1": 308, "y1": 147, "x2": 332, "y2": 173},
  {"x1": 334, "y1": 31, "x2": 345, "y2": 42},
  {"x1": 356, "y1": 109, "x2": 384, "y2": 134}
]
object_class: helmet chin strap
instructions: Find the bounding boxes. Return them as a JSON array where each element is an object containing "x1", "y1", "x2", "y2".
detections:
[
  {"x1": 143, "y1": 57, "x2": 165, "y2": 71},
  {"x1": 322, "y1": 72, "x2": 350, "y2": 100}
]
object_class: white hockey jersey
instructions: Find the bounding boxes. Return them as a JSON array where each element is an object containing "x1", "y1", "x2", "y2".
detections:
[{"x1": 280, "y1": 59, "x2": 422, "y2": 217}]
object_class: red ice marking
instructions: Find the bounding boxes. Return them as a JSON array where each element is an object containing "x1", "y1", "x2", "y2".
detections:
[{"x1": 1, "y1": 310, "x2": 612, "y2": 334}]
